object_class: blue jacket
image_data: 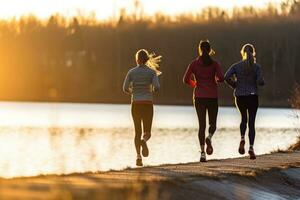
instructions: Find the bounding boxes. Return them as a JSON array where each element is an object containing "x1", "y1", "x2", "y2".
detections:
[{"x1": 225, "y1": 61, "x2": 265, "y2": 97}]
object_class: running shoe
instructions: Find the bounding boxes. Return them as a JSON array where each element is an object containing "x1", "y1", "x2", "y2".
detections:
[
  {"x1": 239, "y1": 140, "x2": 245, "y2": 155},
  {"x1": 136, "y1": 158, "x2": 143, "y2": 166},
  {"x1": 141, "y1": 140, "x2": 149, "y2": 157},
  {"x1": 205, "y1": 137, "x2": 213, "y2": 155},
  {"x1": 248, "y1": 149, "x2": 256, "y2": 160},
  {"x1": 200, "y1": 152, "x2": 206, "y2": 162}
]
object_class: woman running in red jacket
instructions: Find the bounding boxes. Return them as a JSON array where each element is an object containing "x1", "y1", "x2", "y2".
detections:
[{"x1": 183, "y1": 40, "x2": 224, "y2": 162}]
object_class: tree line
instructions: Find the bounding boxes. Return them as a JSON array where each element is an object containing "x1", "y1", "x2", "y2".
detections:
[{"x1": 0, "y1": 0, "x2": 299, "y2": 106}]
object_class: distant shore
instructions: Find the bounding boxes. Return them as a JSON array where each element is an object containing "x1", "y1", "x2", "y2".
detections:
[
  {"x1": 0, "y1": 99, "x2": 293, "y2": 108},
  {"x1": 1, "y1": 151, "x2": 300, "y2": 200}
]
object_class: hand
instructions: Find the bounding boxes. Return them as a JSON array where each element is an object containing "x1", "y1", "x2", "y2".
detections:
[
  {"x1": 189, "y1": 80, "x2": 197, "y2": 88},
  {"x1": 232, "y1": 82, "x2": 237, "y2": 89}
]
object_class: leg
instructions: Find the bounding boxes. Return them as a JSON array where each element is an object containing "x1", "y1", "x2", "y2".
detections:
[
  {"x1": 207, "y1": 99, "x2": 218, "y2": 138},
  {"x1": 131, "y1": 104, "x2": 142, "y2": 156},
  {"x1": 235, "y1": 97, "x2": 247, "y2": 139},
  {"x1": 195, "y1": 98, "x2": 207, "y2": 152},
  {"x1": 247, "y1": 97, "x2": 258, "y2": 160},
  {"x1": 247, "y1": 96, "x2": 258, "y2": 147},
  {"x1": 139, "y1": 104, "x2": 153, "y2": 157},
  {"x1": 205, "y1": 99, "x2": 218, "y2": 155},
  {"x1": 235, "y1": 96, "x2": 247, "y2": 155},
  {"x1": 142, "y1": 104, "x2": 154, "y2": 142}
]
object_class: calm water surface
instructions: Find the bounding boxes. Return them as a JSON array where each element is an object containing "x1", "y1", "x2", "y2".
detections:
[{"x1": 0, "y1": 102, "x2": 298, "y2": 178}]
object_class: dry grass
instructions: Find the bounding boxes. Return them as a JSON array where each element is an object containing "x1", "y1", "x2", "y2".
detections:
[
  {"x1": 289, "y1": 136, "x2": 300, "y2": 151},
  {"x1": 289, "y1": 83, "x2": 300, "y2": 151},
  {"x1": 270, "y1": 148, "x2": 291, "y2": 154},
  {"x1": 291, "y1": 83, "x2": 300, "y2": 109}
]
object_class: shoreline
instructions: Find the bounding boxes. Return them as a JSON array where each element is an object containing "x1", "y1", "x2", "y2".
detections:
[
  {"x1": 1, "y1": 151, "x2": 300, "y2": 199},
  {"x1": 0, "y1": 100, "x2": 295, "y2": 109}
]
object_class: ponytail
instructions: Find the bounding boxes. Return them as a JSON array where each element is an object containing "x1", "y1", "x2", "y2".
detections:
[
  {"x1": 241, "y1": 44, "x2": 256, "y2": 75},
  {"x1": 199, "y1": 40, "x2": 215, "y2": 66},
  {"x1": 136, "y1": 49, "x2": 162, "y2": 75},
  {"x1": 245, "y1": 51, "x2": 254, "y2": 71},
  {"x1": 146, "y1": 52, "x2": 162, "y2": 76},
  {"x1": 202, "y1": 50, "x2": 213, "y2": 66}
]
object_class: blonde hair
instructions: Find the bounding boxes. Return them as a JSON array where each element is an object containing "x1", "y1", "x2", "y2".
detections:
[
  {"x1": 240, "y1": 43, "x2": 256, "y2": 74},
  {"x1": 135, "y1": 49, "x2": 162, "y2": 75}
]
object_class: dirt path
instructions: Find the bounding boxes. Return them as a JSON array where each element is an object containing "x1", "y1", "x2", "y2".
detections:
[{"x1": 0, "y1": 151, "x2": 300, "y2": 200}]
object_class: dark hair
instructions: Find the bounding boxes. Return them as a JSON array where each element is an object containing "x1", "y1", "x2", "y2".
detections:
[
  {"x1": 136, "y1": 49, "x2": 149, "y2": 64},
  {"x1": 199, "y1": 40, "x2": 214, "y2": 66}
]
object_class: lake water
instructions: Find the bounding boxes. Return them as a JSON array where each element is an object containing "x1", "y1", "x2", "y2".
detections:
[{"x1": 0, "y1": 102, "x2": 299, "y2": 178}]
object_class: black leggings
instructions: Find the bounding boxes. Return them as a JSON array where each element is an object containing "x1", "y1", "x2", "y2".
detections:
[
  {"x1": 131, "y1": 103, "x2": 153, "y2": 155},
  {"x1": 235, "y1": 95, "x2": 258, "y2": 146},
  {"x1": 194, "y1": 98, "x2": 218, "y2": 146}
]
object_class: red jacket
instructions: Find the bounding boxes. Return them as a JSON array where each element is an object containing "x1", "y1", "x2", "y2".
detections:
[{"x1": 183, "y1": 57, "x2": 224, "y2": 98}]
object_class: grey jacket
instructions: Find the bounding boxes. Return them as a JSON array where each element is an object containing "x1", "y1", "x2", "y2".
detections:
[{"x1": 123, "y1": 65, "x2": 160, "y2": 102}]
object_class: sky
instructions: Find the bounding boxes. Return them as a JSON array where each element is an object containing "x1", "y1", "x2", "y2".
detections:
[{"x1": 0, "y1": 0, "x2": 284, "y2": 20}]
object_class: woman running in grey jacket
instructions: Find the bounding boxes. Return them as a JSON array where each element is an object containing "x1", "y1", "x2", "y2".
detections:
[{"x1": 123, "y1": 49, "x2": 161, "y2": 166}]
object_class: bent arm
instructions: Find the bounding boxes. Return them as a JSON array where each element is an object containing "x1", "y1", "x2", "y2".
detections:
[
  {"x1": 256, "y1": 65, "x2": 265, "y2": 86},
  {"x1": 215, "y1": 62, "x2": 225, "y2": 83},
  {"x1": 183, "y1": 63, "x2": 196, "y2": 87},
  {"x1": 122, "y1": 71, "x2": 132, "y2": 94},
  {"x1": 152, "y1": 73, "x2": 160, "y2": 92},
  {"x1": 224, "y1": 65, "x2": 236, "y2": 89}
]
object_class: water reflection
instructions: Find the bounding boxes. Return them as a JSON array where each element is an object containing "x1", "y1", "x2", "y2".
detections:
[
  {"x1": 0, "y1": 102, "x2": 298, "y2": 178},
  {"x1": 0, "y1": 127, "x2": 298, "y2": 178},
  {"x1": 0, "y1": 102, "x2": 298, "y2": 129}
]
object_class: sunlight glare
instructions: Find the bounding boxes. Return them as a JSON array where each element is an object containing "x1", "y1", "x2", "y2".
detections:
[{"x1": 0, "y1": 0, "x2": 284, "y2": 20}]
